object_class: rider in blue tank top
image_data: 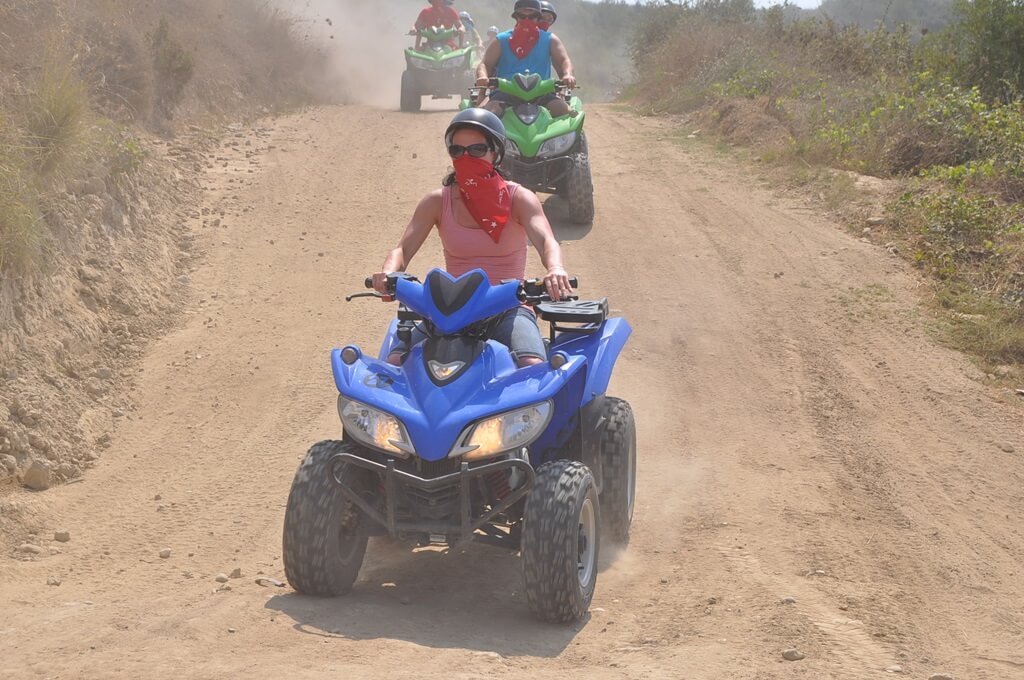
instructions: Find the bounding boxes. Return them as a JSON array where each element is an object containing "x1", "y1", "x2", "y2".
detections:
[
  {"x1": 496, "y1": 29, "x2": 552, "y2": 80},
  {"x1": 475, "y1": 0, "x2": 576, "y2": 118}
]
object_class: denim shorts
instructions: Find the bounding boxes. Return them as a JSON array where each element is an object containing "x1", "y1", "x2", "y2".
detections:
[{"x1": 393, "y1": 307, "x2": 547, "y2": 361}]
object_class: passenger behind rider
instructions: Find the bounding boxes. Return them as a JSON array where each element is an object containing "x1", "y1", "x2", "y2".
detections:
[
  {"x1": 372, "y1": 109, "x2": 573, "y2": 368},
  {"x1": 540, "y1": 1, "x2": 558, "y2": 29},
  {"x1": 475, "y1": 0, "x2": 576, "y2": 119},
  {"x1": 412, "y1": 0, "x2": 465, "y2": 50},
  {"x1": 486, "y1": 26, "x2": 500, "y2": 48},
  {"x1": 459, "y1": 11, "x2": 484, "y2": 51}
]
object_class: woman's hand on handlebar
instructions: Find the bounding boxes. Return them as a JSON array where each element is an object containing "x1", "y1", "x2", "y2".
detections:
[
  {"x1": 371, "y1": 272, "x2": 392, "y2": 295},
  {"x1": 544, "y1": 266, "x2": 573, "y2": 301}
]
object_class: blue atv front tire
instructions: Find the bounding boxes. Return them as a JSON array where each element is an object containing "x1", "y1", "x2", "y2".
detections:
[
  {"x1": 282, "y1": 440, "x2": 370, "y2": 596},
  {"x1": 522, "y1": 460, "x2": 600, "y2": 623}
]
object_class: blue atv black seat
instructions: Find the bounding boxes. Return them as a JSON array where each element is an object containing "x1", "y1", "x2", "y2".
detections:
[{"x1": 537, "y1": 298, "x2": 608, "y2": 326}]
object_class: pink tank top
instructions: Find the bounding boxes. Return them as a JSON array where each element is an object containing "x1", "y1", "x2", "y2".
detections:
[{"x1": 439, "y1": 183, "x2": 529, "y2": 283}]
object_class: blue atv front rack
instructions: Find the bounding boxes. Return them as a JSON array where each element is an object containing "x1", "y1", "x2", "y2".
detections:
[{"x1": 329, "y1": 453, "x2": 534, "y2": 544}]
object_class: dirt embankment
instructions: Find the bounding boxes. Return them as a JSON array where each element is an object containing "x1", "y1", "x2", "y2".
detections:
[{"x1": 0, "y1": 1, "x2": 334, "y2": 493}]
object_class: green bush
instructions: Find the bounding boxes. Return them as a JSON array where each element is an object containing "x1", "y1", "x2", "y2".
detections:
[{"x1": 944, "y1": 0, "x2": 1024, "y2": 103}]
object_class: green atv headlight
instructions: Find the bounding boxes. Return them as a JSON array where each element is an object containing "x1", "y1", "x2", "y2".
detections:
[{"x1": 538, "y1": 132, "x2": 577, "y2": 159}]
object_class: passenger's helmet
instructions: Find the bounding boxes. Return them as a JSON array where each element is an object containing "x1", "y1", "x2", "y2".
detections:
[
  {"x1": 445, "y1": 109, "x2": 507, "y2": 164},
  {"x1": 459, "y1": 11, "x2": 472, "y2": 22},
  {"x1": 487, "y1": 26, "x2": 499, "y2": 36},
  {"x1": 513, "y1": 0, "x2": 543, "y2": 17},
  {"x1": 540, "y1": 1, "x2": 557, "y2": 24}
]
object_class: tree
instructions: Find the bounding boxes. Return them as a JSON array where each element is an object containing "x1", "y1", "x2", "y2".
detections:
[{"x1": 946, "y1": 0, "x2": 1024, "y2": 102}]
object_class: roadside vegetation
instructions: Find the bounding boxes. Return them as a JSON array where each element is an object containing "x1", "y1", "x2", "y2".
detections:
[
  {"x1": 0, "y1": 0, "x2": 326, "y2": 276},
  {"x1": 628, "y1": 0, "x2": 1024, "y2": 367}
]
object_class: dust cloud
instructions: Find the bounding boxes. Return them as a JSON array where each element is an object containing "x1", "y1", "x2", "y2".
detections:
[{"x1": 276, "y1": 0, "x2": 417, "y2": 109}]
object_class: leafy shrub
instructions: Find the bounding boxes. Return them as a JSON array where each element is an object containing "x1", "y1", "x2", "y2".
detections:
[
  {"x1": 106, "y1": 127, "x2": 146, "y2": 186},
  {"x1": 943, "y1": 0, "x2": 1024, "y2": 103}
]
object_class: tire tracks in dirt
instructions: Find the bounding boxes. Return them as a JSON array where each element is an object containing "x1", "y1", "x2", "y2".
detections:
[{"x1": 0, "y1": 104, "x2": 1022, "y2": 679}]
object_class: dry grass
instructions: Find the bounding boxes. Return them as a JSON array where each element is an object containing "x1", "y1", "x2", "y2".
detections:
[
  {"x1": 0, "y1": 0, "x2": 332, "y2": 277},
  {"x1": 0, "y1": 143, "x2": 42, "y2": 275},
  {"x1": 21, "y1": 58, "x2": 90, "y2": 177},
  {"x1": 0, "y1": 54, "x2": 90, "y2": 274}
]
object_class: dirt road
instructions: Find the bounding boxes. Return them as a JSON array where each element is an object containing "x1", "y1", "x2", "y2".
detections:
[{"x1": 2, "y1": 105, "x2": 1022, "y2": 679}]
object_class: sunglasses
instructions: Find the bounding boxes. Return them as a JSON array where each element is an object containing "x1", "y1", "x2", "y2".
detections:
[
  {"x1": 448, "y1": 143, "x2": 491, "y2": 158},
  {"x1": 514, "y1": 11, "x2": 541, "y2": 20}
]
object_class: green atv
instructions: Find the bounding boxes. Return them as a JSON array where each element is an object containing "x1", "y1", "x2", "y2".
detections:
[
  {"x1": 465, "y1": 75, "x2": 594, "y2": 224},
  {"x1": 402, "y1": 26, "x2": 477, "y2": 112}
]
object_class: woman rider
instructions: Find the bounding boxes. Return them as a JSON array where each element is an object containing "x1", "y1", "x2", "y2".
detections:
[{"x1": 372, "y1": 109, "x2": 572, "y2": 368}]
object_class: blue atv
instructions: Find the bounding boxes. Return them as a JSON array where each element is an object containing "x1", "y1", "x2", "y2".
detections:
[{"x1": 281, "y1": 269, "x2": 635, "y2": 622}]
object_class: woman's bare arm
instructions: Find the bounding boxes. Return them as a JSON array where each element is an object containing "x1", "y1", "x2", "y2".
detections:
[
  {"x1": 516, "y1": 189, "x2": 573, "y2": 300},
  {"x1": 373, "y1": 190, "x2": 442, "y2": 293}
]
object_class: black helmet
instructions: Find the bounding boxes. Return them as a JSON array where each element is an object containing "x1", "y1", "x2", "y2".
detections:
[
  {"x1": 445, "y1": 108, "x2": 507, "y2": 164},
  {"x1": 540, "y1": 1, "x2": 557, "y2": 23},
  {"x1": 513, "y1": 0, "x2": 543, "y2": 17}
]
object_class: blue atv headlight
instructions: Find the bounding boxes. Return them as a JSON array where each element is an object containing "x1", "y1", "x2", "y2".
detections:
[
  {"x1": 338, "y1": 396, "x2": 414, "y2": 457},
  {"x1": 450, "y1": 401, "x2": 552, "y2": 462},
  {"x1": 538, "y1": 132, "x2": 577, "y2": 159}
]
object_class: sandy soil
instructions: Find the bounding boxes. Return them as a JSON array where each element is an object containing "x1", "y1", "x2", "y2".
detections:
[{"x1": 1, "y1": 104, "x2": 1022, "y2": 680}]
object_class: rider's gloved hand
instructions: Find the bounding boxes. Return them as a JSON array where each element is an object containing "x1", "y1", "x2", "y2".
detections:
[
  {"x1": 372, "y1": 272, "x2": 392, "y2": 295},
  {"x1": 544, "y1": 266, "x2": 573, "y2": 302}
]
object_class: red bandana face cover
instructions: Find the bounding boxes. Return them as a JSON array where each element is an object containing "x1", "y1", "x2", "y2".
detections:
[
  {"x1": 509, "y1": 18, "x2": 541, "y2": 59},
  {"x1": 453, "y1": 155, "x2": 511, "y2": 243}
]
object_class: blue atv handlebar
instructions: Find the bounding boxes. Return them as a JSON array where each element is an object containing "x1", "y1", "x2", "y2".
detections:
[{"x1": 364, "y1": 274, "x2": 578, "y2": 297}]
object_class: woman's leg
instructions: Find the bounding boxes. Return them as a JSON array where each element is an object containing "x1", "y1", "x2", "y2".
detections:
[
  {"x1": 492, "y1": 308, "x2": 547, "y2": 368},
  {"x1": 387, "y1": 324, "x2": 427, "y2": 366}
]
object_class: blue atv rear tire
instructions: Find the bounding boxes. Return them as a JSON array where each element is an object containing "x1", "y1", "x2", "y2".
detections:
[
  {"x1": 522, "y1": 460, "x2": 600, "y2": 623},
  {"x1": 282, "y1": 440, "x2": 370, "y2": 596},
  {"x1": 599, "y1": 397, "x2": 636, "y2": 544}
]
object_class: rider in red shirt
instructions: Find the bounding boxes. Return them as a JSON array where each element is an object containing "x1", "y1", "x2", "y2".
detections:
[{"x1": 413, "y1": 0, "x2": 465, "y2": 49}]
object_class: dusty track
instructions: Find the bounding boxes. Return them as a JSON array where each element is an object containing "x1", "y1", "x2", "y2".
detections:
[{"x1": 2, "y1": 105, "x2": 1022, "y2": 679}]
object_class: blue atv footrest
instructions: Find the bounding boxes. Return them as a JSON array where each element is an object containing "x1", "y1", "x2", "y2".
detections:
[{"x1": 538, "y1": 298, "x2": 608, "y2": 340}]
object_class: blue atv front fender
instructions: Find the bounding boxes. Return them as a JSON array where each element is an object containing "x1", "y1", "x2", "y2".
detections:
[{"x1": 331, "y1": 342, "x2": 588, "y2": 462}]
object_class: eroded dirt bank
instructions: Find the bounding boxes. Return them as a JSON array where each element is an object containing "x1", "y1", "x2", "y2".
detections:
[{"x1": 1, "y1": 105, "x2": 1022, "y2": 680}]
